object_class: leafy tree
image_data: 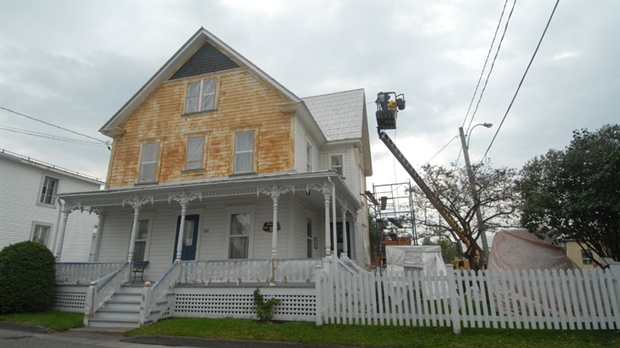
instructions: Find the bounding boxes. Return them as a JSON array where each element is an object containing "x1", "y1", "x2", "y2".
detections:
[
  {"x1": 409, "y1": 164, "x2": 520, "y2": 270},
  {"x1": 368, "y1": 212, "x2": 384, "y2": 265},
  {"x1": 518, "y1": 124, "x2": 620, "y2": 262},
  {"x1": 0, "y1": 241, "x2": 56, "y2": 314}
]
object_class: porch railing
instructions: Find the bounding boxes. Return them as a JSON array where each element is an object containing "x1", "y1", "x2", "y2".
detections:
[
  {"x1": 140, "y1": 261, "x2": 181, "y2": 326},
  {"x1": 83, "y1": 262, "x2": 130, "y2": 326},
  {"x1": 56, "y1": 262, "x2": 126, "y2": 284},
  {"x1": 178, "y1": 258, "x2": 323, "y2": 284}
]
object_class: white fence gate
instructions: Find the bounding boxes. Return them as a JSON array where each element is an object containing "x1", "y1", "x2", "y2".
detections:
[{"x1": 316, "y1": 264, "x2": 620, "y2": 334}]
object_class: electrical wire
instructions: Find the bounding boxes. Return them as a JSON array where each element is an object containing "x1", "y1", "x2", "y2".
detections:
[
  {"x1": 0, "y1": 126, "x2": 108, "y2": 147},
  {"x1": 461, "y1": 0, "x2": 510, "y2": 129},
  {"x1": 465, "y1": 0, "x2": 518, "y2": 134},
  {"x1": 484, "y1": 0, "x2": 561, "y2": 159},
  {"x1": 0, "y1": 106, "x2": 109, "y2": 146},
  {"x1": 424, "y1": 133, "x2": 459, "y2": 166}
]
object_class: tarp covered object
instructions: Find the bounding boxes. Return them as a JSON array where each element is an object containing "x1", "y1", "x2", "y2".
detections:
[
  {"x1": 385, "y1": 245, "x2": 447, "y2": 274},
  {"x1": 488, "y1": 229, "x2": 579, "y2": 271},
  {"x1": 483, "y1": 229, "x2": 581, "y2": 316},
  {"x1": 385, "y1": 245, "x2": 449, "y2": 300}
]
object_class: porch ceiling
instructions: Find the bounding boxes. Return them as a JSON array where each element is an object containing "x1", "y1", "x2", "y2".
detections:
[{"x1": 57, "y1": 171, "x2": 362, "y2": 212}]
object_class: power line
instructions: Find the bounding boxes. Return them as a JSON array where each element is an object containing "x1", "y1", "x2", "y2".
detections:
[
  {"x1": 461, "y1": 0, "x2": 511, "y2": 129},
  {"x1": 0, "y1": 126, "x2": 108, "y2": 147},
  {"x1": 0, "y1": 106, "x2": 109, "y2": 145},
  {"x1": 424, "y1": 133, "x2": 459, "y2": 166},
  {"x1": 465, "y1": 0, "x2": 518, "y2": 134},
  {"x1": 484, "y1": 0, "x2": 561, "y2": 159}
]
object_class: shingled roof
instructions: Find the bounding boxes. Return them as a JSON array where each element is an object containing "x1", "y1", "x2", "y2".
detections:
[{"x1": 302, "y1": 88, "x2": 365, "y2": 141}]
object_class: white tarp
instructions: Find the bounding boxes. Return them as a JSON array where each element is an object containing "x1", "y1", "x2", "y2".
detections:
[
  {"x1": 487, "y1": 229, "x2": 579, "y2": 271},
  {"x1": 385, "y1": 245, "x2": 449, "y2": 300}
]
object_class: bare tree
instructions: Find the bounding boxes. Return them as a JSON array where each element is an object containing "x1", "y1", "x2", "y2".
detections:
[{"x1": 409, "y1": 163, "x2": 520, "y2": 269}]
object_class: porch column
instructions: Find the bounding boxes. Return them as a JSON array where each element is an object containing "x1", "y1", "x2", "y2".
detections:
[
  {"x1": 341, "y1": 207, "x2": 349, "y2": 257},
  {"x1": 91, "y1": 211, "x2": 105, "y2": 261},
  {"x1": 123, "y1": 196, "x2": 154, "y2": 262},
  {"x1": 321, "y1": 184, "x2": 332, "y2": 256},
  {"x1": 169, "y1": 192, "x2": 202, "y2": 262},
  {"x1": 127, "y1": 206, "x2": 141, "y2": 263},
  {"x1": 331, "y1": 179, "x2": 337, "y2": 259},
  {"x1": 54, "y1": 200, "x2": 75, "y2": 260},
  {"x1": 258, "y1": 185, "x2": 294, "y2": 259}
]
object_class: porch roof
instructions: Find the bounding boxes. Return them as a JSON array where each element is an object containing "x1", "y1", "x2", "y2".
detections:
[{"x1": 57, "y1": 171, "x2": 363, "y2": 211}]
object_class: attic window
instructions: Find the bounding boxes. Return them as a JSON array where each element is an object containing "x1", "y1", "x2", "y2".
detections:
[{"x1": 185, "y1": 78, "x2": 216, "y2": 113}]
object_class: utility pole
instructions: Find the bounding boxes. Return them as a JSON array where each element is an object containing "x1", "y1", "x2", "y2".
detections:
[{"x1": 459, "y1": 126, "x2": 490, "y2": 266}]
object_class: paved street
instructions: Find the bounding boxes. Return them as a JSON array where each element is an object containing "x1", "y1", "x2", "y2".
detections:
[{"x1": 0, "y1": 322, "x2": 354, "y2": 348}]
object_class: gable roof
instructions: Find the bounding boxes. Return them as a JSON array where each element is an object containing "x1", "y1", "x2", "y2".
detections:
[
  {"x1": 303, "y1": 89, "x2": 373, "y2": 176},
  {"x1": 100, "y1": 27, "x2": 306, "y2": 136}
]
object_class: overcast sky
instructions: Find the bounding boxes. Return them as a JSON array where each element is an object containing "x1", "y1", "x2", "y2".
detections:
[{"x1": 1, "y1": 0, "x2": 618, "y2": 189}]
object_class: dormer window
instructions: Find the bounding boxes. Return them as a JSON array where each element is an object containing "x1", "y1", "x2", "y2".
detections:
[{"x1": 185, "y1": 78, "x2": 216, "y2": 113}]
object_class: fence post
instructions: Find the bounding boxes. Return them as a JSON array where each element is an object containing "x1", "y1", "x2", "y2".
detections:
[
  {"x1": 315, "y1": 264, "x2": 323, "y2": 326},
  {"x1": 83, "y1": 281, "x2": 96, "y2": 327},
  {"x1": 446, "y1": 264, "x2": 461, "y2": 334},
  {"x1": 139, "y1": 281, "x2": 152, "y2": 326},
  {"x1": 608, "y1": 261, "x2": 620, "y2": 324}
]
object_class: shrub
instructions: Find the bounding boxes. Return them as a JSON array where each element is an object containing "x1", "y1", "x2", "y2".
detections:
[
  {"x1": 0, "y1": 241, "x2": 56, "y2": 314},
  {"x1": 253, "y1": 288, "x2": 281, "y2": 323}
]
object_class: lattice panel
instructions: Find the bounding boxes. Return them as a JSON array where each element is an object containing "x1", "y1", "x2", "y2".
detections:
[
  {"x1": 174, "y1": 290, "x2": 316, "y2": 321},
  {"x1": 53, "y1": 290, "x2": 86, "y2": 312}
]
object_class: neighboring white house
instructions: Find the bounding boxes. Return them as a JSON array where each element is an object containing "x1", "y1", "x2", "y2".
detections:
[{"x1": 0, "y1": 149, "x2": 103, "y2": 261}]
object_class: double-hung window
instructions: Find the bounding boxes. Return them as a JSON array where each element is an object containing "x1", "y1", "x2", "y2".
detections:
[
  {"x1": 234, "y1": 131, "x2": 255, "y2": 173},
  {"x1": 185, "y1": 136, "x2": 205, "y2": 170},
  {"x1": 40, "y1": 176, "x2": 58, "y2": 204},
  {"x1": 185, "y1": 78, "x2": 216, "y2": 113},
  {"x1": 229, "y1": 213, "x2": 251, "y2": 259},
  {"x1": 133, "y1": 219, "x2": 149, "y2": 262},
  {"x1": 32, "y1": 224, "x2": 50, "y2": 245},
  {"x1": 139, "y1": 142, "x2": 160, "y2": 183},
  {"x1": 306, "y1": 143, "x2": 313, "y2": 172}
]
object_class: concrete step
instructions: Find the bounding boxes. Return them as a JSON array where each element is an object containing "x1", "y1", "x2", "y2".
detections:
[
  {"x1": 94, "y1": 309, "x2": 139, "y2": 321},
  {"x1": 103, "y1": 300, "x2": 140, "y2": 311},
  {"x1": 88, "y1": 318, "x2": 139, "y2": 329}
]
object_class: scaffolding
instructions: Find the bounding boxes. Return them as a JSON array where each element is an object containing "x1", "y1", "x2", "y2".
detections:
[{"x1": 364, "y1": 181, "x2": 417, "y2": 245}]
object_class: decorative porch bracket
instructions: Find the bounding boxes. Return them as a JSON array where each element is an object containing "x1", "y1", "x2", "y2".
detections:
[
  {"x1": 169, "y1": 191, "x2": 202, "y2": 261},
  {"x1": 54, "y1": 200, "x2": 93, "y2": 260},
  {"x1": 123, "y1": 196, "x2": 154, "y2": 263}
]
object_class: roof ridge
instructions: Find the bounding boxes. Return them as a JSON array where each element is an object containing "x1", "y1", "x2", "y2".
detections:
[{"x1": 301, "y1": 88, "x2": 364, "y2": 100}]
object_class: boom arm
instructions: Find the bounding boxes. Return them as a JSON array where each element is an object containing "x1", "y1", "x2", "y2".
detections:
[{"x1": 378, "y1": 129, "x2": 482, "y2": 265}]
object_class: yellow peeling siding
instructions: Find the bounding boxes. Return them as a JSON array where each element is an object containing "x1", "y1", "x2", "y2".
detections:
[{"x1": 107, "y1": 69, "x2": 294, "y2": 188}]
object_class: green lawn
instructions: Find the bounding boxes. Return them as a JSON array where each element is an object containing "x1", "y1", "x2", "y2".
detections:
[{"x1": 1, "y1": 312, "x2": 618, "y2": 347}]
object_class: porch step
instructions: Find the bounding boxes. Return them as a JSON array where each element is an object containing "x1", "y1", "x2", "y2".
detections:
[{"x1": 88, "y1": 284, "x2": 142, "y2": 328}]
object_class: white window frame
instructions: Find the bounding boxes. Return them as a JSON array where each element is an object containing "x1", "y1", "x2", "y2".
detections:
[
  {"x1": 31, "y1": 222, "x2": 52, "y2": 246},
  {"x1": 39, "y1": 175, "x2": 59, "y2": 205},
  {"x1": 306, "y1": 142, "x2": 313, "y2": 173},
  {"x1": 185, "y1": 78, "x2": 217, "y2": 113},
  {"x1": 233, "y1": 130, "x2": 255, "y2": 174},
  {"x1": 226, "y1": 206, "x2": 255, "y2": 259},
  {"x1": 185, "y1": 136, "x2": 206, "y2": 170},
  {"x1": 132, "y1": 217, "x2": 153, "y2": 262},
  {"x1": 138, "y1": 142, "x2": 161, "y2": 183},
  {"x1": 331, "y1": 154, "x2": 344, "y2": 177}
]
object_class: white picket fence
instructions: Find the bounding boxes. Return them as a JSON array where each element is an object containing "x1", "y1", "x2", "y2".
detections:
[{"x1": 316, "y1": 264, "x2": 620, "y2": 333}]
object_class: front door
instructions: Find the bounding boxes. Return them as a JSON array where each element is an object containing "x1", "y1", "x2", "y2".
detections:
[{"x1": 173, "y1": 215, "x2": 200, "y2": 261}]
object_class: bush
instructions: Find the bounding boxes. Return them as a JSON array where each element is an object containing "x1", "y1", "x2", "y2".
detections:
[
  {"x1": 0, "y1": 241, "x2": 56, "y2": 314},
  {"x1": 253, "y1": 288, "x2": 281, "y2": 323}
]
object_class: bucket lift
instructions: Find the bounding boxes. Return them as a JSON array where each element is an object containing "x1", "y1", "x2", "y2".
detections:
[{"x1": 374, "y1": 92, "x2": 483, "y2": 269}]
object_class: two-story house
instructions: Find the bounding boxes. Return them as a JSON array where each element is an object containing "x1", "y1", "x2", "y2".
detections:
[
  {"x1": 0, "y1": 149, "x2": 103, "y2": 261},
  {"x1": 56, "y1": 27, "x2": 372, "y2": 282}
]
